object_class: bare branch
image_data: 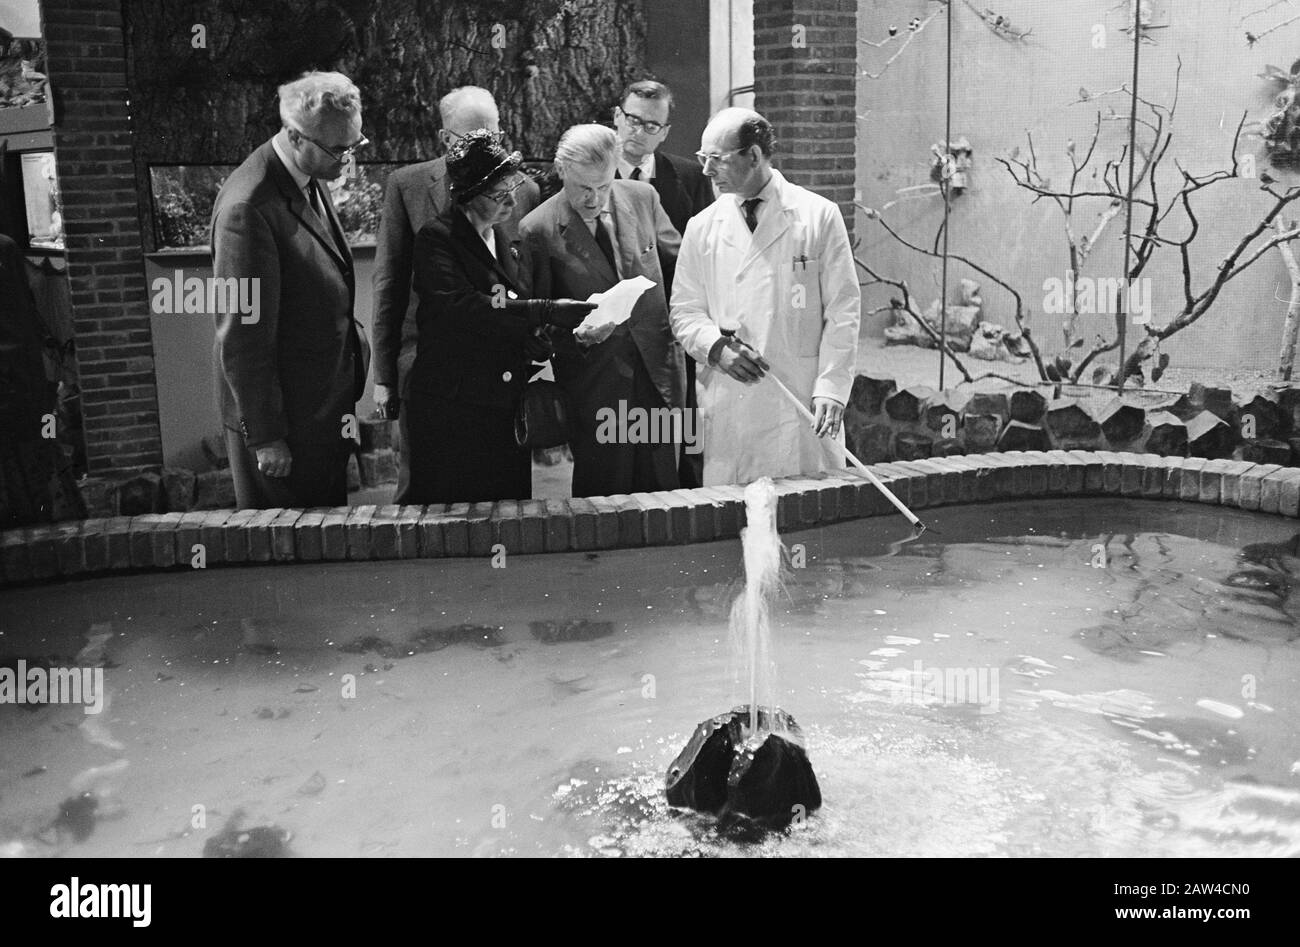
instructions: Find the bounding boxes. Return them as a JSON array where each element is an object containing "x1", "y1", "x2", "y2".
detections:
[
  {"x1": 959, "y1": 0, "x2": 1033, "y2": 40},
  {"x1": 1154, "y1": 187, "x2": 1300, "y2": 339},
  {"x1": 853, "y1": 253, "x2": 975, "y2": 382},
  {"x1": 859, "y1": 202, "x2": 1048, "y2": 379},
  {"x1": 1275, "y1": 213, "x2": 1300, "y2": 379},
  {"x1": 1247, "y1": 9, "x2": 1300, "y2": 44},
  {"x1": 859, "y1": 5, "x2": 946, "y2": 79},
  {"x1": 1242, "y1": 0, "x2": 1295, "y2": 27},
  {"x1": 994, "y1": 162, "x2": 1159, "y2": 209}
]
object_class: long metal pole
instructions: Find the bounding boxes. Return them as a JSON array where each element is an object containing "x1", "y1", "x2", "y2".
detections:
[
  {"x1": 1117, "y1": 0, "x2": 1142, "y2": 394},
  {"x1": 763, "y1": 371, "x2": 927, "y2": 532},
  {"x1": 938, "y1": 0, "x2": 953, "y2": 390}
]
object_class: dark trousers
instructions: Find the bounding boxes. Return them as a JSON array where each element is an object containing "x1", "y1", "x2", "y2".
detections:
[
  {"x1": 568, "y1": 356, "x2": 680, "y2": 498},
  {"x1": 226, "y1": 429, "x2": 350, "y2": 509},
  {"x1": 406, "y1": 393, "x2": 531, "y2": 504},
  {"x1": 0, "y1": 437, "x2": 56, "y2": 528},
  {"x1": 392, "y1": 347, "x2": 416, "y2": 504},
  {"x1": 393, "y1": 405, "x2": 413, "y2": 504}
]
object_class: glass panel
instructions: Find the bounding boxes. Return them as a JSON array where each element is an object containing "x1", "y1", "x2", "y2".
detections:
[
  {"x1": 20, "y1": 150, "x2": 62, "y2": 249},
  {"x1": 147, "y1": 162, "x2": 406, "y2": 250}
]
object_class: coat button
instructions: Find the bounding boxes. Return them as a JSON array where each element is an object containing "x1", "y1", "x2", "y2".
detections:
[{"x1": 502, "y1": 371, "x2": 512, "y2": 382}]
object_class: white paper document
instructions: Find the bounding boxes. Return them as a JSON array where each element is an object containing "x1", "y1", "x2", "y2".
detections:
[{"x1": 579, "y1": 275, "x2": 656, "y2": 330}]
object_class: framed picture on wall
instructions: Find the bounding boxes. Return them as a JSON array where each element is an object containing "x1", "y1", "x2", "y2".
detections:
[
  {"x1": 0, "y1": 20, "x2": 51, "y2": 135},
  {"x1": 19, "y1": 149, "x2": 61, "y2": 249}
]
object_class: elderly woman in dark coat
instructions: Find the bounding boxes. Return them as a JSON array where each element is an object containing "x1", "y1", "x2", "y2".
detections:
[{"x1": 406, "y1": 131, "x2": 592, "y2": 503}]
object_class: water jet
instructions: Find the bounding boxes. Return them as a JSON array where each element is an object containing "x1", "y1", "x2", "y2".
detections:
[{"x1": 664, "y1": 478, "x2": 822, "y2": 831}]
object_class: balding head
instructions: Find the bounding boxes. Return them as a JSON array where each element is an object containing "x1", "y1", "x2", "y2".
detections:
[
  {"x1": 438, "y1": 86, "x2": 501, "y2": 150},
  {"x1": 700, "y1": 107, "x2": 774, "y2": 198},
  {"x1": 704, "y1": 107, "x2": 775, "y2": 157}
]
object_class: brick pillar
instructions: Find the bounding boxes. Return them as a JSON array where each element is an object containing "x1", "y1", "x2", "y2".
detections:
[
  {"x1": 752, "y1": 0, "x2": 857, "y2": 239},
  {"x1": 41, "y1": 0, "x2": 163, "y2": 475}
]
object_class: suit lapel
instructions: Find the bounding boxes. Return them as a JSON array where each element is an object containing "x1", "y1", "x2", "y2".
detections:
[
  {"x1": 428, "y1": 158, "x2": 449, "y2": 217},
  {"x1": 652, "y1": 152, "x2": 681, "y2": 219},
  {"x1": 495, "y1": 230, "x2": 522, "y2": 288},
  {"x1": 267, "y1": 146, "x2": 352, "y2": 274},
  {"x1": 560, "y1": 201, "x2": 618, "y2": 286},
  {"x1": 717, "y1": 197, "x2": 745, "y2": 254},
  {"x1": 607, "y1": 184, "x2": 636, "y2": 278},
  {"x1": 452, "y1": 210, "x2": 520, "y2": 296},
  {"x1": 317, "y1": 182, "x2": 353, "y2": 270}
]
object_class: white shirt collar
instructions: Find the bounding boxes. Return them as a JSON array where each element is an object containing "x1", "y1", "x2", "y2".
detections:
[
  {"x1": 745, "y1": 171, "x2": 778, "y2": 206},
  {"x1": 734, "y1": 170, "x2": 779, "y2": 227},
  {"x1": 618, "y1": 151, "x2": 655, "y2": 182},
  {"x1": 585, "y1": 207, "x2": 613, "y2": 235},
  {"x1": 272, "y1": 135, "x2": 312, "y2": 193}
]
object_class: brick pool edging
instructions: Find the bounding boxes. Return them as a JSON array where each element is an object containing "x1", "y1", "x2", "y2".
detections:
[{"x1": 4, "y1": 450, "x2": 1300, "y2": 586}]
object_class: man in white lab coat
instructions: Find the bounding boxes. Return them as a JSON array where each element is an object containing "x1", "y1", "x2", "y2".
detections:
[{"x1": 669, "y1": 108, "x2": 861, "y2": 486}]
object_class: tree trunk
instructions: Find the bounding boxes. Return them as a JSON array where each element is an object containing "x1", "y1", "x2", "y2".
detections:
[
  {"x1": 1276, "y1": 217, "x2": 1300, "y2": 381},
  {"x1": 123, "y1": 0, "x2": 647, "y2": 248}
]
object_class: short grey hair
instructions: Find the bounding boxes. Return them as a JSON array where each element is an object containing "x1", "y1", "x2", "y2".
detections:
[
  {"x1": 555, "y1": 124, "x2": 617, "y2": 171},
  {"x1": 278, "y1": 71, "x2": 361, "y2": 130},
  {"x1": 440, "y1": 86, "x2": 499, "y2": 130}
]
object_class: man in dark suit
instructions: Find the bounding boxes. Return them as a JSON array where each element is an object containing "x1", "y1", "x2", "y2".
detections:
[
  {"x1": 212, "y1": 70, "x2": 371, "y2": 509},
  {"x1": 372, "y1": 86, "x2": 541, "y2": 502},
  {"x1": 613, "y1": 79, "x2": 714, "y2": 255},
  {"x1": 521, "y1": 124, "x2": 685, "y2": 498},
  {"x1": 613, "y1": 79, "x2": 714, "y2": 485}
]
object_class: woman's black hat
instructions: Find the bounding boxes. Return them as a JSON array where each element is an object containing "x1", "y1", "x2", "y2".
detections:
[{"x1": 446, "y1": 129, "x2": 523, "y2": 203}]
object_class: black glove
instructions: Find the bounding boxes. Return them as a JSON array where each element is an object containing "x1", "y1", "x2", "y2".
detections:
[
  {"x1": 523, "y1": 329, "x2": 554, "y2": 362},
  {"x1": 546, "y1": 299, "x2": 597, "y2": 330}
]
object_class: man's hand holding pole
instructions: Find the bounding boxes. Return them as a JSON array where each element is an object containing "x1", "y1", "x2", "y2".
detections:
[{"x1": 710, "y1": 335, "x2": 769, "y2": 383}]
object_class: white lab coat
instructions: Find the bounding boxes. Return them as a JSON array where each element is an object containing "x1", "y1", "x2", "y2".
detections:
[{"x1": 669, "y1": 169, "x2": 861, "y2": 486}]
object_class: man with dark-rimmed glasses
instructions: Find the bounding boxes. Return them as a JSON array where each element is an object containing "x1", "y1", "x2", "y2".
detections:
[
  {"x1": 211, "y1": 70, "x2": 371, "y2": 509},
  {"x1": 612, "y1": 78, "x2": 714, "y2": 486}
]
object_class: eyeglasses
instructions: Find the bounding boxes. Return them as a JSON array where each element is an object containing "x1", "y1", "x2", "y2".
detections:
[
  {"x1": 289, "y1": 126, "x2": 370, "y2": 162},
  {"x1": 695, "y1": 146, "x2": 746, "y2": 168},
  {"x1": 483, "y1": 179, "x2": 525, "y2": 203},
  {"x1": 617, "y1": 107, "x2": 669, "y2": 136}
]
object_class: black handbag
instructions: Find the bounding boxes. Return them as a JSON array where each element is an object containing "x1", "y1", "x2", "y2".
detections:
[{"x1": 514, "y1": 378, "x2": 570, "y2": 448}]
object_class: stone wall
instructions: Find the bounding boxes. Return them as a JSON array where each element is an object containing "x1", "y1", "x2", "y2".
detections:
[
  {"x1": 844, "y1": 376, "x2": 1300, "y2": 467},
  {"x1": 69, "y1": 373, "x2": 1300, "y2": 518}
]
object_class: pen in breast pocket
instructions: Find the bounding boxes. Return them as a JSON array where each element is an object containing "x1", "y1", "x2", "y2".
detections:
[{"x1": 793, "y1": 254, "x2": 808, "y2": 270}]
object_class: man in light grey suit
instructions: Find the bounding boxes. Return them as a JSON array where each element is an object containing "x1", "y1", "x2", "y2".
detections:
[
  {"x1": 371, "y1": 86, "x2": 541, "y2": 501},
  {"x1": 520, "y1": 124, "x2": 685, "y2": 497}
]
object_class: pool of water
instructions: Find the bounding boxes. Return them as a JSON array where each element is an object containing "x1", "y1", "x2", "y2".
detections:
[{"x1": 1, "y1": 498, "x2": 1298, "y2": 857}]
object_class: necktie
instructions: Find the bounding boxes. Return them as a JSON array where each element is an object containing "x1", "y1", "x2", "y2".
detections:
[
  {"x1": 630, "y1": 167, "x2": 642, "y2": 181},
  {"x1": 308, "y1": 181, "x2": 348, "y2": 258},
  {"x1": 742, "y1": 197, "x2": 762, "y2": 233},
  {"x1": 306, "y1": 181, "x2": 327, "y2": 224},
  {"x1": 593, "y1": 216, "x2": 617, "y2": 273}
]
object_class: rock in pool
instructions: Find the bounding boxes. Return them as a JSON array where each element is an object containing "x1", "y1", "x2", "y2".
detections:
[
  {"x1": 665, "y1": 706, "x2": 822, "y2": 832},
  {"x1": 202, "y1": 811, "x2": 292, "y2": 858}
]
